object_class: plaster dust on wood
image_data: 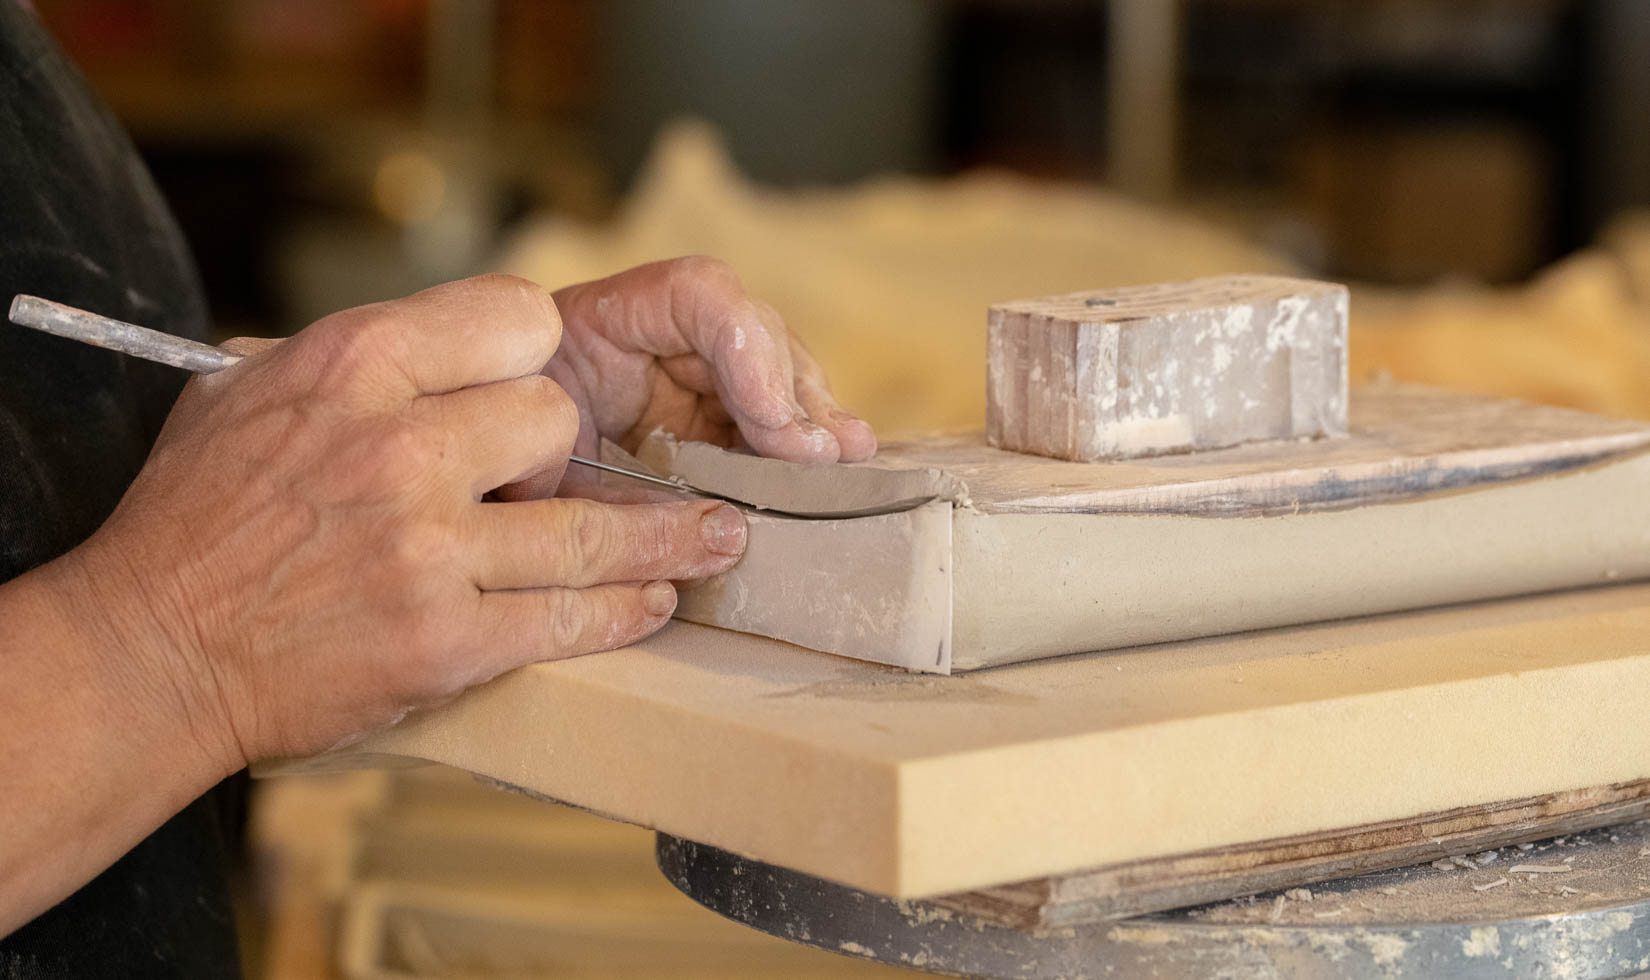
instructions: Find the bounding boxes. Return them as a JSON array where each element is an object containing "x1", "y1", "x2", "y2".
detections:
[
  {"x1": 644, "y1": 385, "x2": 1650, "y2": 672},
  {"x1": 272, "y1": 582, "x2": 1650, "y2": 899},
  {"x1": 986, "y1": 275, "x2": 1349, "y2": 461}
]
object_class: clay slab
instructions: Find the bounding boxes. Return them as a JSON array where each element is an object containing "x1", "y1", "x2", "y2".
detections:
[{"x1": 658, "y1": 384, "x2": 1650, "y2": 672}]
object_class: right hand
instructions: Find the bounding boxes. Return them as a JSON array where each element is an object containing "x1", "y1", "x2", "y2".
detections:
[{"x1": 62, "y1": 274, "x2": 747, "y2": 770}]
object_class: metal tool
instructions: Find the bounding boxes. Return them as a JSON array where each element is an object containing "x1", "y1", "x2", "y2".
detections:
[
  {"x1": 658, "y1": 819, "x2": 1650, "y2": 980},
  {"x1": 6, "y1": 294, "x2": 891, "y2": 520}
]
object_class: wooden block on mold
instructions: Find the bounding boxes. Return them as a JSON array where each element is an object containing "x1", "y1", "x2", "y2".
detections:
[{"x1": 986, "y1": 275, "x2": 1350, "y2": 461}]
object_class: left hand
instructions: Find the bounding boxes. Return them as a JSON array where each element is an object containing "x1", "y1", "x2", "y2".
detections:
[{"x1": 507, "y1": 256, "x2": 876, "y2": 499}]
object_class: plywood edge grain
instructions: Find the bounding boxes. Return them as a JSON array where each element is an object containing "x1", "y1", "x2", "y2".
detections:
[{"x1": 933, "y1": 780, "x2": 1650, "y2": 928}]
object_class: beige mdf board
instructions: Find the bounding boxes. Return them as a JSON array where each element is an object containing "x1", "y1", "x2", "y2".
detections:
[
  {"x1": 652, "y1": 383, "x2": 1650, "y2": 672},
  {"x1": 277, "y1": 581, "x2": 1650, "y2": 900}
]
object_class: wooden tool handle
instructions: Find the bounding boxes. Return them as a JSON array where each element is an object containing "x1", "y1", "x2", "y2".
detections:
[{"x1": 8, "y1": 294, "x2": 242, "y2": 374}]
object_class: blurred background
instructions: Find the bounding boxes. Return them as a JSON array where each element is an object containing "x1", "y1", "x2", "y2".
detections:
[{"x1": 28, "y1": 0, "x2": 1650, "y2": 976}]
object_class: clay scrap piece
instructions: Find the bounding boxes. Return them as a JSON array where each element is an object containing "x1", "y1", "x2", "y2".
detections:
[
  {"x1": 635, "y1": 431, "x2": 968, "y2": 517},
  {"x1": 675, "y1": 502, "x2": 954, "y2": 673},
  {"x1": 986, "y1": 275, "x2": 1349, "y2": 461},
  {"x1": 633, "y1": 434, "x2": 958, "y2": 671}
]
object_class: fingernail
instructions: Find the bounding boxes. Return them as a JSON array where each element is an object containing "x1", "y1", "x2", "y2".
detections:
[
  {"x1": 829, "y1": 408, "x2": 862, "y2": 425},
  {"x1": 700, "y1": 504, "x2": 748, "y2": 556},
  {"x1": 643, "y1": 580, "x2": 677, "y2": 616}
]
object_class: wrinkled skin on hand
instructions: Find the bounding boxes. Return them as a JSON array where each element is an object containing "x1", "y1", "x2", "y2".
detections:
[
  {"x1": 509, "y1": 256, "x2": 877, "y2": 500},
  {"x1": 64, "y1": 274, "x2": 758, "y2": 768}
]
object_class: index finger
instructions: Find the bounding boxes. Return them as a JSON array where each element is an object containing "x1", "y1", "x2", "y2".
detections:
[
  {"x1": 553, "y1": 258, "x2": 847, "y2": 462},
  {"x1": 311, "y1": 274, "x2": 563, "y2": 396}
]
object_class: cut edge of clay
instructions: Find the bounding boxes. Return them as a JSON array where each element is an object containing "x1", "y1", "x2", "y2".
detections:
[{"x1": 635, "y1": 430, "x2": 974, "y2": 517}]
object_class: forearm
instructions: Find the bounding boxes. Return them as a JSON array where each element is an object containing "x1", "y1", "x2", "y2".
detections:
[{"x1": 0, "y1": 551, "x2": 234, "y2": 937}]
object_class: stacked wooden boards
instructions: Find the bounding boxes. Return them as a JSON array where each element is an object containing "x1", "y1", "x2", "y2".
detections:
[
  {"x1": 645, "y1": 382, "x2": 1650, "y2": 672},
  {"x1": 277, "y1": 580, "x2": 1650, "y2": 900}
]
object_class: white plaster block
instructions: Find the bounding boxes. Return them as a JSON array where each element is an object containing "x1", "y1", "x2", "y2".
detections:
[{"x1": 986, "y1": 275, "x2": 1349, "y2": 460}]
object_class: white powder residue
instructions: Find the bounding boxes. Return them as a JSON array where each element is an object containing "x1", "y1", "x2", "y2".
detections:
[{"x1": 1266, "y1": 293, "x2": 1309, "y2": 351}]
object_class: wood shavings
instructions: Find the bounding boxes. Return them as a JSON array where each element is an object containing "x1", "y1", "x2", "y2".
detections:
[
  {"x1": 1557, "y1": 886, "x2": 1583, "y2": 895},
  {"x1": 1312, "y1": 908, "x2": 1347, "y2": 919},
  {"x1": 1268, "y1": 895, "x2": 1287, "y2": 923},
  {"x1": 1284, "y1": 888, "x2": 1314, "y2": 902},
  {"x1": 1509, "y1": 864, "x2": 1571, "y2": 874},
  {"x1": 1450, "y1": 855, "x2": 1477, "y2": 870},
  {"x1": 1473, "y1": 877, "x2": 1509, "y2": 892},
  {"x1": 1473, "y1": 850, "x2": 1499, "y2": 865},
  {"x1": 1517, "y1": 843, "x2": 1536, "y2": 851},
  {"x1": 1432, "y1": 859, "x2": 1457, "y2": 871}
]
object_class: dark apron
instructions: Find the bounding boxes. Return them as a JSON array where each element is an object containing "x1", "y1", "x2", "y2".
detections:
[{"x1": 1, "y1": 3, "x2": 244, "y2": 976}]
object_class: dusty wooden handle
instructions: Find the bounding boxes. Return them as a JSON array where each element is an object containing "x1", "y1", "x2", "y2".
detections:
[{"x1": 8, "y1": 294, "x2": 242, "y2": 374}]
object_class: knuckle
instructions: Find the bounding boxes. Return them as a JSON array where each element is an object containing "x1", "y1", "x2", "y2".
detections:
[
  {"x1": 473, "y1": 272, "x2": 561, "y2": 341},
  {"x1": 637, "y1": 506, "x2": 681, "y2": 564},
  {"x1": 472, "y1": 271, "x2": 544, "y2": 298},
  {"x1": 545, "y1": 593, "x2": 587, "y2": 651},
  {"x1": 526, "y1": 375, "x2": 579, "y2": 438},
  {"x1": 400, "y1": 604, "x2": 461, "y2": 682},
  {"x1": 549, "y1": 401, "x2": 581, "y2": 450},
  {"x1": 363, "y1": 418, "x2": 443, "y2": 488},
  {"x1": 564, "y1": 503, "x2": 613, "y2": 570},
  {"x1": 313, "y1": 309, "x2": 408, "y2": 390},
  {"x1": 750, "y1": 298, "x2": 782, "y2": 324},
  {"x1": 219, "y1": 335, "x2": 274, "y2": 358},
  {"x1": 672, "y1": 254, "x2": 741, "y2": 292},
  {"x1": 384, "y1": 519, "x2": 457, "y2": 583},
  {"x1": 381, "y1": 527, "x2": 467, "y2": 676}
]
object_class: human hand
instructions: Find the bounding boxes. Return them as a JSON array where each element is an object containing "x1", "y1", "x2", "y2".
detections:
[
  {"x1": 61, "y1": 275, "x2": 748, "y2": 768},
  {"x1": 514, "y1": 257, "x2": 876, "y2": 499}
]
